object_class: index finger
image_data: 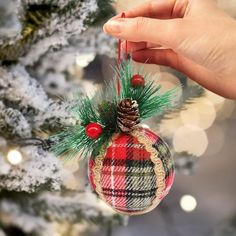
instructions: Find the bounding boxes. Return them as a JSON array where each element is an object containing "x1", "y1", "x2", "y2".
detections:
[{"x1": 114, "y1": 0, "x2": 188, "y2": 20}]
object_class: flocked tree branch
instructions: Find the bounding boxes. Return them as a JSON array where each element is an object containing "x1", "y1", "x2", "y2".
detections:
[
  {"x1": 0, "y1": 0, "x2": 125, "y2": 235},
  {"x1": 0, "y1": 0, "x2": 98, "y2": 63}
]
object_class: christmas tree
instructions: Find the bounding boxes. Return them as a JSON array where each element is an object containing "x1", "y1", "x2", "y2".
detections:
[
  {"x1": 0, "y1": 0, "x2": 235, "y2": 235},
  {"x1": 0, "y1": 1, "x2": 125, "y2": 235}
]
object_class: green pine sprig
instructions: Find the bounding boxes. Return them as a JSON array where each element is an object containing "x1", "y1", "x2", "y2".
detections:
[
  {"x1": 50, "y1": 124, "x2": 111, "y2": 160},
  {"x1": 114, "y1": 59, "x2": 179, "y2": 119},
  {"x1": 50, "y1": 95, "x2": 117, "y2": 159},
  {"x1": 70, "y1": 96, "x2": 100, "y2": 125},
  {"x1": 50, "y1": 59, "x2": 178, "y2": 159}
]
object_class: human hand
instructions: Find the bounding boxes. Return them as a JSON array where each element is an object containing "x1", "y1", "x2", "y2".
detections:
[{"x1": 103, "y1": 0, "x2": 236, "y2": 99}]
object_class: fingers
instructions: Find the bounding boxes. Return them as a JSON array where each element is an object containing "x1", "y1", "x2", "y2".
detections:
[
  {"x1": 104, "y1": 17, "x2": 181, "y2": 47},
  {"x1": 121, "y1": 41, "x2": 161, "y2": 52},
  {"x1": 132, "y1": 48, "x2": 180, "y2": 68},
  {"x1": 113, "y1": 0, "x2": 189, "y2": 19},
  {"x1": 132, "y1": 49, "x2": 233, "y2": 98},
  {"x1": 132, "y1": 48, "x2": 204, "y2": 83}
]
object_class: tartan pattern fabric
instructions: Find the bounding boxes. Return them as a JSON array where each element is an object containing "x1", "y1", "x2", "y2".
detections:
[
  {"x1": 140, "y1": 128, "x2": 175, "y2": 199},
  {"x1": 88, "y1": 127, "x2": 174, "y2": 215}
]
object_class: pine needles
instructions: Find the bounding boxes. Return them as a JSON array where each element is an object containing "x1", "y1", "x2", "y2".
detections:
[
  {"x1": 50, "y1": 59, "x2": 178, "y2": 160},
  {"x1": 50, "y1": 95, "x2": 116, "y2": 159},
  {"x1": 117, "y1": 60, "x2": 178, "y2": 119}
]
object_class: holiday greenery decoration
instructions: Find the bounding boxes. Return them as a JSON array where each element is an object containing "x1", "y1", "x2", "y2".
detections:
[{"x1": 51, "y1": 58, "x2": 178, "y2": 215}]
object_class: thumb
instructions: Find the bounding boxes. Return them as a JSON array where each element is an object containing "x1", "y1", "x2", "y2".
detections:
[{"x1": 103, "y1": 17, "x2": 181, "y2": 48}]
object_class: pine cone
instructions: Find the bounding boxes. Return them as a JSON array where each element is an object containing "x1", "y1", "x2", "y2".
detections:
[{"x1": 117, "y1": 98, "x2": 140, "y2": 133}]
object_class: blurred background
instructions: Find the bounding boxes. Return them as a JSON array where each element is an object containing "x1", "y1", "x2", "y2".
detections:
[{"x1": 0, "y1": 0, "x2": 235, "y2": 236}]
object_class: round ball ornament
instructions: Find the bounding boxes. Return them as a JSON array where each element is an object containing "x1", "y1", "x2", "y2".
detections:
[{"x1": 88, "y1": 127, "x2": 174, "y2": 215}]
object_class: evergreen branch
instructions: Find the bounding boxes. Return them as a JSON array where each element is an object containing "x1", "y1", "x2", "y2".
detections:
[
  {"x1": 118, "y1": 60, "x2": 178, "y2": 120},
  {"x1": 50, "y1": 96, "x2": 117, "y2": 159},
  {"x1": 0, "y1": 190, "x2": 126, "y2": 226},
  {"x1": 70, "y1": 96, "x2": 100, "y2": 125},
  {"x1": 50, "y1": 59, "x2": 178, "y2": 159},
  {"x1": 88, "y1": 0, "x2": 116, "y2": 26},
  {"x1": 0, "y1": 0, "x2": 100, "y2": 62},
  {"x1": 140, "y1": 86, "x2": 178, "y2": 119},
  {"x1": 0, "y1": 3, "x2": 58, "y2": 61},
  {"x1": 50, "y1": 124, "x2": 112, "y2": 160}
]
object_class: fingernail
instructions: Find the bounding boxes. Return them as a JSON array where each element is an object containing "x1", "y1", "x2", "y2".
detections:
[{"x1": 103, "y1": 19, "x2": 124, "y2": 34}]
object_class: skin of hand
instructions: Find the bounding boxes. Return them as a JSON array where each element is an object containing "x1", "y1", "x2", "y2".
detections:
[{"x1": 103, "y1": 0, "x2": 236, "y2": 99}]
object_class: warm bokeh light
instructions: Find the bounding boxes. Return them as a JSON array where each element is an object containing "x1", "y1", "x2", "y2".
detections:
[
  {"x1": 216, "y1": 100, "x2": 235, "y2": 121},
  {"x1": 180, "y1": 195, "x2": 197, "y2": 212},
  {"x1": 82, "y1": 81, "x2": 98, "y2": 98},
  {"x1": 206, "y1": 124, "x2": 225, "y2": 156},
  {"x1": 173, "y1": 125, "x2": 208, "y2": 156},
  {"x1": 7, "y1": 149, "x2": 23, "y2": 165},
  {"x1": 180, "y1": 97, "x2": 216, "y2": 129},
  {"x1": 157, "y1": 72, "x2": 182, "y2": 104},
  {"x1": 205, "y1": 90, "x2": 225, "y2": 112},
  {"x1": 159, "y1": 115, "x2": 183, "y2": 138}
]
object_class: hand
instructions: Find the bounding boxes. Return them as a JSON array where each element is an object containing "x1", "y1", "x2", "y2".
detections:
[{"x1": 103, "y1": 0, "x2": 236, "y2": 99}]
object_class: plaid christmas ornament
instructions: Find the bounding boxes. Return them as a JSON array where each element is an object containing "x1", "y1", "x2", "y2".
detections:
[
  {"x1": 50, "y1": 58, "x2": 178, "y2": 216},
  {"x1": 88, "y1": 127, "x2": 174, "y2": 215}
]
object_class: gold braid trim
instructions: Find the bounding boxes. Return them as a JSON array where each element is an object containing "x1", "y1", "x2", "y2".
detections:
[
  {"x1": 93, "y1": 134, "x2": 119, "y2": 204},
  {"x1": 132, "y1": 130, "x2": 166, "y2": 215}
]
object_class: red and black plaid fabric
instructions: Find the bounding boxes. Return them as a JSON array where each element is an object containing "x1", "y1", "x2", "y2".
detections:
[{"x1": 88, "y1": 127, "x2": 174, "y2": 215}]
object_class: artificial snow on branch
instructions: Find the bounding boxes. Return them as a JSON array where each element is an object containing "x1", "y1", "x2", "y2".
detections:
[
  {"x1": 0, "y1": 66, "x2": 73, "y2": 138},
  {"x1": 0, "y1": 145, "x2": 66, "y2": 193},
  {"x1": 28, "y1": 191, "x2": 127, "y2": 224},
  {"x1": 0, "y1": 191, "x2": 126, "y2": 235},
  {"x1": 0, "y1": 199, "x2": 56, "y2": 236},
  {"x1": 0, "y1": 0, "x2": 98, "y2": 63},
  {"x1": 0, "y1": 0, "x2": 22, "y2": 45},
  {"x1": 29, "y1": 27, "x2": 115, "y2": 96},
  {"x1": 0, "y1": 101, "x2": 32, "y2": 138}
]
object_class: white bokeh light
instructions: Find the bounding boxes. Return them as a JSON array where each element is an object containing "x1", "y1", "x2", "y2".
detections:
[
  {"x1": 173, "y1": 125, "x2": 208, "y2": 156},
  {"x1": 157, "y1": 72, "x2": 182, "y2": 104},
  {"x1": 75, "y1": 53, "x2": 95, "y2": 68},
  {"x1": 7, "y1": 150, "x2": 23, "y2": 165},
  {"x1": 205, "y1": 124, "x2": 225, "y2": 156},
  {"x1": 205, "y1": 90, "x2": 225, "y2": 111},
  {"x1": 159, "y1": 115, "x2": 183, "y2": 137},
  {"x1": 180, "y1": 98, "x2": 216, "y2": 130},
  {"x1": 180, "y1": 195, "x2": 197, "y2": 212}
]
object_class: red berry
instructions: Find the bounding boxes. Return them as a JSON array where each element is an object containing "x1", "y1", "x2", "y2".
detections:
[
  {"x1": 131, "y1": 74, "x2": 145, "y2": 88},
  {"x1": 85, "y1": 122, "x2": 103, "y2": 139}
]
